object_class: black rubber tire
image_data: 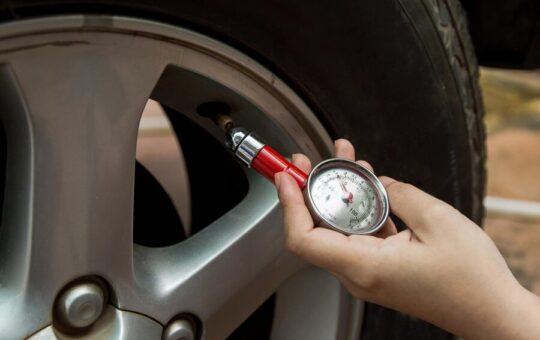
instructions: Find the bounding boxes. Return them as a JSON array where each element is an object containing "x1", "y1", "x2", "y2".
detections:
[{"x1": 0, "y1": 0, "x2": 486, "y2": 339}]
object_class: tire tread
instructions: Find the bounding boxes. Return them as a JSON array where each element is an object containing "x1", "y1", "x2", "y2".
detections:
[{"x1": 423, "y1": 0, "x2": 486, "y2": 223}]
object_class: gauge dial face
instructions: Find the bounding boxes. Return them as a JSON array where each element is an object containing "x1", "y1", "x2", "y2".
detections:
[{"x1": 307, "y1": 160, "x2": 388, "y2": 235}]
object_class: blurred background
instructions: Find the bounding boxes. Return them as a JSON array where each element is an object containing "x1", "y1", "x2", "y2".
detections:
[{"x1": 482, "y1": 68, "x2": 540, "y2": 294}]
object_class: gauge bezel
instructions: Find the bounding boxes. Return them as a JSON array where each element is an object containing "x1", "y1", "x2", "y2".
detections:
[{"x1": 305, "y1": 158, "x2": 390, "y2": 235}]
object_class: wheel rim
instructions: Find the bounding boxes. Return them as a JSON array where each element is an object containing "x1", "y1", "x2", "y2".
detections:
[{"x1": 0, "y1": 15, "x2": 362, "y2": 339}]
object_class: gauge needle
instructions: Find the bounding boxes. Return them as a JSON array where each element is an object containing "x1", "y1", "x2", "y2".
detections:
[{"x1": 337, "y1": 174, "x2": 354, "y2": 204}]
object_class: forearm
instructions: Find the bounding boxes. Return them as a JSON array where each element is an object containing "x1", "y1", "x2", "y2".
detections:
[
  {"x1": 486, "y1": 284, "x2": 540, "y2": 340},
  {"x1": 385, "y1": 273, "x2": 540, "y2": 339},
  {"x1": 447, "y1": 281, "x2": 540, "y2": 340}
]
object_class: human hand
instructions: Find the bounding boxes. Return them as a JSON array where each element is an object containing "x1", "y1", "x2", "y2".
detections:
[{"x1": 275, "y1": 139, "x2": 540, "y2": 340}]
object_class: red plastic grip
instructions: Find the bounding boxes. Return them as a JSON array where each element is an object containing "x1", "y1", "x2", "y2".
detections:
[{"x1": 251, "y1": 146, "x2": 308, "y2": 189}]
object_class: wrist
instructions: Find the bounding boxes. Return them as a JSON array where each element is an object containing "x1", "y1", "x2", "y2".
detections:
[
  {"x1": 496, "y1": 283, "x2": 540, "y2": 340},
  {"x1": 464, "y1": 279, "x2": 540, "y2": 340}
]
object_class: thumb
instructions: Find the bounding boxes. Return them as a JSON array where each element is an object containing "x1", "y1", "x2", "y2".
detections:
[{"x1": 379, "y1": 176, "x2": 449, "y2": 238}]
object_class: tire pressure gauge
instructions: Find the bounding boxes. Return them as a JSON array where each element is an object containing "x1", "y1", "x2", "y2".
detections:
[
  {"x1": 225, "y1": 127, "x2": 389, "y2": 235},
  {"x1": 306, "y1": 158, "x2": 389, "y2": 235}
]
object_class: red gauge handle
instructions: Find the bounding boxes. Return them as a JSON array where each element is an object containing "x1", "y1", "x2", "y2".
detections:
[{"x1": 251, "y1": 145, "x2": 308, "y2": 189}]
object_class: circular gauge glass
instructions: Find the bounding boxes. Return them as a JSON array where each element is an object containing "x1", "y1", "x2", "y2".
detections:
[{"x1": 306, "y1": 159, "x2": 389, "y2": 235}]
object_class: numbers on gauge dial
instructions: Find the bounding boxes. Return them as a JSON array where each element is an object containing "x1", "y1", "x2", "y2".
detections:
[{"x1": 311, "y1": 168, "x2": 379, "y2": 231}]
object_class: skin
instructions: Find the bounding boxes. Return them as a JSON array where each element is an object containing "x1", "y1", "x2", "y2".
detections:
[{"x1": 275, "y1": 139, "x2": 540, "y2": 340}]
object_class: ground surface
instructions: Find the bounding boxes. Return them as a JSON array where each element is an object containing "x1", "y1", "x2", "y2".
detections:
[{"x1": 482, "y1": 68, "x2": 540, "y2": 294}]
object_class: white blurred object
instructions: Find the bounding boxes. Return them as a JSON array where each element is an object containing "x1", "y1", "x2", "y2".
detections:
[
  {"x1": 484, "y1": 196, "x2": 540, "y2": 220},
  {"x1": 137, "y1": 100, "x2": 192, "y2": 235}
]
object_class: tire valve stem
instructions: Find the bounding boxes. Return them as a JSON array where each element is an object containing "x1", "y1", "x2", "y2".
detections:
[
  {"x1": 196, "y1": 101, "x2": 235, "y2": 132},
  {"x1": 196, "y1": 101, "x2": 308, "y2": 188}
]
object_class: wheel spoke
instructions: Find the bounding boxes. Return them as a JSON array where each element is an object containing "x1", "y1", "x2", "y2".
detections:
[
  {"x1": 271, "y1": 268, "x2": 363, "y2": 340},
  {"x1": 0, "y1": 37, "x2": 165, "y2": 337},
  {"x1": 130, "y1": 173, "x2": 304, "y2": 338}
]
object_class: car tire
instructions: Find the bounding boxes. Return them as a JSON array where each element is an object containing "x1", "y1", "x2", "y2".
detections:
[{"x1": 0, "y1": 0, "x2": 485, "y2": 339}]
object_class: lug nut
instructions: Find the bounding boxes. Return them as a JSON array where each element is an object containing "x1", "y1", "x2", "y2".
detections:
[
  {"x1": 163, "y1": 318, "x2": 196, "y2": 340},
  {"x1": 55, "y1": 281, "x2": 106, "y2": 329}
]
